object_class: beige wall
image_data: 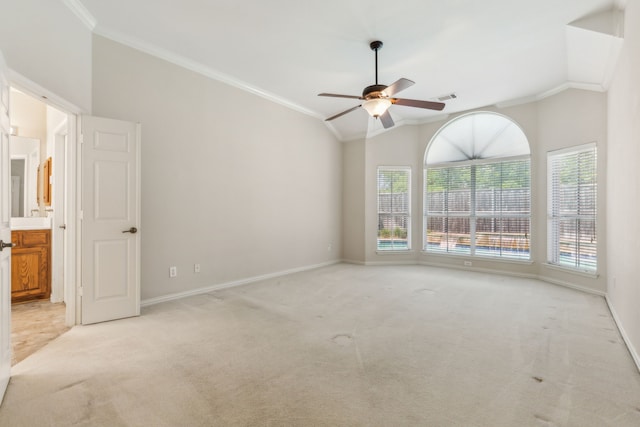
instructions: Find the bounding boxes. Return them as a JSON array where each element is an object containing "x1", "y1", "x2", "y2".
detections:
[
  {"x1": 10, "y1": 90, "x2": 46, "y2": 144},
  {"x1": 344, "y1": 88, "x2": 607, "y2": 294},
  {"x1": 45, "y1": 105, "x2": 67, "y2": 159},
  {"x1": 342, "y1": 140, "x2": 366, "y2": 263},
  {"x1": 607, "y1": 0, "x2": 640, "y2": 365},
  {"x1": 91, "y1": 36, "x2": 342, "y2": 301}
]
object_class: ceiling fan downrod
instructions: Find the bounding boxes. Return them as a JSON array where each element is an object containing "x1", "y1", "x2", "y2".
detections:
[
  {"x1": 362, "y1": 41, "x2": 387, "y2": 99},
  {"x1": 370, "y1": 40, "x2": 383, "y2": 85}
]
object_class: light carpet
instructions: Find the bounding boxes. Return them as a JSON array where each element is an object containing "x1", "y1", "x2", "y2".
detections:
[{"x1": 1, "y1": 264, "x2": 639, "y2": 426}]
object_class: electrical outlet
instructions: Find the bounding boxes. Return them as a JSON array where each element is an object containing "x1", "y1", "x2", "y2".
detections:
[
  {"x1": 169, "y1": 266, "x2": 177, "y2": 278},
  {"x1": 194, "y1": 263, "x2": 201, "y2": 273},
  {"x1": 327, "y1": 243, "x2": 332, "y2": 252},
  {"x1": 464, "y1": 261, "x2": 472, "y2": 267}
]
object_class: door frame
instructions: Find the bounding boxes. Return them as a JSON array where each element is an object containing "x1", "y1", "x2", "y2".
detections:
[
  {"x1": 51, "y1": 120, "x2": 67, "y2": 304},
  {"x1": 9, "y1": 70, "x2": 81, "y2": 326}
]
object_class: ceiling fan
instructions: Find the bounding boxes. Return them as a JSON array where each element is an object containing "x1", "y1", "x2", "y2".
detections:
[{"x1": 318, "y1": 40, "x2": 445, "y2": 129}]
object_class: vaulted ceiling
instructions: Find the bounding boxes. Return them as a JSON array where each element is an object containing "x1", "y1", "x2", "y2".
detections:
[{"x1": 69, "y1": 0, "x2": 624, "y2": 141}]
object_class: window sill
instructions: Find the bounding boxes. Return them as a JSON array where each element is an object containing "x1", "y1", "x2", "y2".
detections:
[
  {"x1": 542, "y1": 263, "x2": 599, "y2": 278},
  {"x1": 420, "y1": 250, "x2": 533, "y2": 265},
  {"x1": 376, "y1": 250, "x2": 415, "y2": 255}
]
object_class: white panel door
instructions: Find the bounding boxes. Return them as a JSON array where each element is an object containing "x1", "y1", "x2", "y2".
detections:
[
  {"x1": 0, "y1": 51, "x2": 12, "y2": 405},
  {"x1": 81, "y1": 116, "x2": 140, "y2": 325}
]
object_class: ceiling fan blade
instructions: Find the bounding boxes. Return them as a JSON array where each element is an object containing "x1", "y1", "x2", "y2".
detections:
[
  {"x1": 325, "y1": 105, "x2": 361, "y2": 121},
  {"x1": 379, "y1": 110, "x2": 395, "y2": 129},
  {"x1": 392, "y1": 98, "x2": 445, "y2": 111},
  {"x1": 383, "y1": 78, "x2": 415, "y2": 97},
  {"x1": 318, "y1": 93, "x2": 363, "y2": 100}
]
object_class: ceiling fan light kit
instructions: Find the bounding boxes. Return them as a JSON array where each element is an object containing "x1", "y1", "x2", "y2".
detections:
[
  {"x1": 362, "y1": 98, "x2": 391, "y2": 117},
  {"x1": 318, "y1": 40, "x2": 446, "y2": 130}
]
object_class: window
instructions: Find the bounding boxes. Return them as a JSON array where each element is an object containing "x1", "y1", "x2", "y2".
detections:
[
  {"x1": 424, "y1": 112, "x2": 531, "y2": 260},
  {"x1": 547, "y1": 144, "x2": 597, "y2": 272},
  {"x1": 377, "y1": 167, "x2": 410, "y2": 251}
]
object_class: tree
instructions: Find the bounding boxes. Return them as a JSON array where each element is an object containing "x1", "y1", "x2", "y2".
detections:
[{"x1": 378, "y1": 170, "x2": 408, "y2": 194}]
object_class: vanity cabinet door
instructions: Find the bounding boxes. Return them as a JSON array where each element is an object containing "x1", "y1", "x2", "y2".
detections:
[{"x1": 10, "y1": 230, "x2": 50, "y2": 303}]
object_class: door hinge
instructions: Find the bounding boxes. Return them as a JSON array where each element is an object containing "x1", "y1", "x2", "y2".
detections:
[
  {"x1": 79, "y1": 286, "x2": 83, "y2": 296},
  {"x1": 79, "y1": 210, "x2": 83, "y2": 220},
  {"x1": 79, "y1": 134, "x2": 84, "y2": 144}
]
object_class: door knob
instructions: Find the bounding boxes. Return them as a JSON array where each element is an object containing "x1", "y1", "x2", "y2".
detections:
[
  {"x1": 59, "y1": 224, "x2": 66, "y2": 229},
  {"x1": 0, "y1": 240, "x2": 14, "y2": 251},
  {"x1": 122, "y1": 227, "x2": 138, "y2": 234}
]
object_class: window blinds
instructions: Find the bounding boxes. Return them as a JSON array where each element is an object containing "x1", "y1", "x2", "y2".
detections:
[
  {"x1": 425, "y1": 159, "x2": 530, "y2": 259},
  {"x1": 377, "y1": 167, "x2": 411, "y2": 251},
  {"x1": 425, "y1": 165, "x2": 471, "y2": 255},
  {"x1": 547, "y1": 145, "x2": 597, "y2": 271}
]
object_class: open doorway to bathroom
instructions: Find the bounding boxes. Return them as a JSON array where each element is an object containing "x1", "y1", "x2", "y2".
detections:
[{"x1": 9, "y1": 87, "x2": 70, "y2": 364}]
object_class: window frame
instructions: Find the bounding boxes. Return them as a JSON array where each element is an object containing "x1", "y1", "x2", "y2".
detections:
[
  {"x1": 423, "y1": 155, "x2": 531, "y2": 260},
  {"x1": 377, "y1": 166, "x2": 412, "y2": 252},
  {"x1": 546, "y1": 143, "x2": 597, "y2": 273}
]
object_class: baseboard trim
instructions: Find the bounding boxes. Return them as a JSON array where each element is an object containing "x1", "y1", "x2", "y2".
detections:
[
  {"x1": 419, "y1": 260, "x2": 537, "y2": 280},
  {"x1": 605, "y1": 295, "x2": 640, "y2": 373},
  {"x1": 142, "y1": 258, "x2": 604, "y2": 306},
  {"x1": 141, "y1": 260, "x2": 340, "y2": 307},
  {"x1": 341, "y1": 258, "x2": 366, "y2": 265},
  {"x1": 365, "y1": 260, "x2": 420, "y2": 266},
  {"x1": 418, "y1": 261, "x2": 605, "y2": 296},
  {"x1": 536, "y1": 275, "x2": 605, "y2": 297}
]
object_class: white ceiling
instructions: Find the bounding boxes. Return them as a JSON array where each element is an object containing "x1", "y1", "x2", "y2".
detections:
[{"x1": 71, "y1": 0, "x2": 623, "y2": 141}]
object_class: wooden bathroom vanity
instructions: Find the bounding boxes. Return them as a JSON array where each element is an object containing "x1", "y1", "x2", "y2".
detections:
[{"x1": 11, "y1": 228, "x2": 51, "y2": 303}]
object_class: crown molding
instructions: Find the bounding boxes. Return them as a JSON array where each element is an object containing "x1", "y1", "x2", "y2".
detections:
[
  {"x1": 62, "y1": 2, "x2": 328, "y2": 125},
  {"x1": 93, "y1": 27, "x2": 323, "y2": 122},
  {"x1": 494, "y1": 81, "x2": 606, "y2": 110},
  {"x1": 62, "y1": 0, "x2": 96, "y2": 31},
  {"x1": 323, "y1": 121, "x2": 344, "y2": 142}
]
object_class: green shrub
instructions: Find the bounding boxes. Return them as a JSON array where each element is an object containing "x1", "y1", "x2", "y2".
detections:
[
  {"x1": 379, "y1": 228, "x2": 392, "y2": 238},
  {"x1": 394, "y1": 227, "x2": 407, "y2": 239}
]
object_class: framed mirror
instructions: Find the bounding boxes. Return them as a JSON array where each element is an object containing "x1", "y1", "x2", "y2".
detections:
[{"x1": 10, "y1": 135, "x2": 40, "y2": 217}]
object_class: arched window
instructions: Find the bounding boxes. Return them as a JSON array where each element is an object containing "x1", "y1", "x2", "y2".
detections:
[{"x1": 423, "y1": 112, "x2": 531, "y2": 260}]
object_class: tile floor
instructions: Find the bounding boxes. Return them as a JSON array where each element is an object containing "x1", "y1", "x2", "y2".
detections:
[{"x1": 11, "y1": 300, "x2": 70, "y2": 365}]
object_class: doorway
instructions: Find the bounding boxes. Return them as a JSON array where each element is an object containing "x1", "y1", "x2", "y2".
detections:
[
  {"x1": 11, "y1": 300, "x2": 69, "y2": 365},
  {"x1": 9, "y1": 86, "x2": 76, "y2": 359}
]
